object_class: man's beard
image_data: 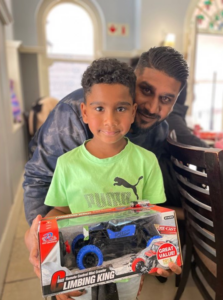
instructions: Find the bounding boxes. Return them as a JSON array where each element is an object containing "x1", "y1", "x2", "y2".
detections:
[{"x1": 131, "y1": 107, "x2": 162, "y2": 134}]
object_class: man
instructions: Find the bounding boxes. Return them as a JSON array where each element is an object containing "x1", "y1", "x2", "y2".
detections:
[{"x1": 24, "y1": 46, "x2": 188, "y2": 298}]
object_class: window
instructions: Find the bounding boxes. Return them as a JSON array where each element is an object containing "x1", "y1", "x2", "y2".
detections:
[
  {"x1": 46, "y1": 3, "x2": 93, "y2": 58},
  {"x1": 45, "y1": 3, "x2": 94, "y2": 100},
  {"x1": 189, "y1": 0, "x2": 223, "y2": 130},
  {"x1": 193, "y1": 33, "x2": 223, "y2": 131}
]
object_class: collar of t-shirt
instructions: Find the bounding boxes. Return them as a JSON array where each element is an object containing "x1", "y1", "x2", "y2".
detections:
[{"x1": 82, "y1": 138, "x2": 131, "y2": 164}]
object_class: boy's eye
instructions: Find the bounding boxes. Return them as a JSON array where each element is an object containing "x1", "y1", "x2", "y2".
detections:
[
  {"x1": 117, "y1": 107, "x2": 126, "y2": 112},
  {"x1": 95, "y1": 107, "x2": 104, "y2": 111}
]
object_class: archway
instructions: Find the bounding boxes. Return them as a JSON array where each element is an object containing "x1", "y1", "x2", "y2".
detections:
[
  {"x1": 36, "y1": 0, "x2": 105, "y2": 97},
  {"x1": 184, "y1": 0, "x2": 223, "y2": 130}
]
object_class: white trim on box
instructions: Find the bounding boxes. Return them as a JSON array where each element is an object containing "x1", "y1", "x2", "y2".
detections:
[
  {"x1": 0, "y1": 0, "x2": 12, "y2": 25},
  {"x1": 0, "y1": 175, "x2": 24, "y2": 296}
]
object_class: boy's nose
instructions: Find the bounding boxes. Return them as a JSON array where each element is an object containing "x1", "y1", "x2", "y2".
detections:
[{"x1": 104, "y1": 111, "x2": 118, "y2": 126}]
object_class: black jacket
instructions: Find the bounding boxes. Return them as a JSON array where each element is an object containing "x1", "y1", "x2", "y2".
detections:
[{"x1": 167, "y1": 103, "x2": 208, "y2": 148}]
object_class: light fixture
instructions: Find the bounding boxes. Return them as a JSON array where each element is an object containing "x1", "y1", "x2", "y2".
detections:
[{"x1": 163, "y1": 33, "x2": 176, "y2": 47}]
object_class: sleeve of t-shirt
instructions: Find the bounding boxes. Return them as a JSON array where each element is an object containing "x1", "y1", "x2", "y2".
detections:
[
  {"x1": 44, "y1": 157, "x2": 68, "y2": 207},
  {"x1": 143, "y1": 156, "x2": 166, "y2": 204}
]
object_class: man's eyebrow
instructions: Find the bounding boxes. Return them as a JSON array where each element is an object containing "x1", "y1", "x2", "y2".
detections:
[
  {"x1": 139, "y1": 81, "x2": 176, "y2": 98},
  {"x1": 164, "y1": 93, "x2": 175, "y2": 98},
  {"x1": 139, "y1": 81, "x2": 155, "y2": 92},
  {"x1": 139, "y1": 81, "x2": 153, "y2": 88}
]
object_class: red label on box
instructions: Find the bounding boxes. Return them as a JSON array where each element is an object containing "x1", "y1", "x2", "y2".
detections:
[
  {"x1": 39, "y1": 219, "x2": 59, "y2": 262},
  {"x1": 157, "y1": 243, "x2": 177, "y2": 260},
  {"x1": 155, "y1": 225, "x2": 176, "y2": 234}
]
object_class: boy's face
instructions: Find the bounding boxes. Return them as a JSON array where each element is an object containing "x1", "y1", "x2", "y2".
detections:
[
  {"x1": 134, "y1": 68, "x2": 182, "y2": 131},
  {"x1": 81, "y1": 83, "x2": 137, "y2": 145}
]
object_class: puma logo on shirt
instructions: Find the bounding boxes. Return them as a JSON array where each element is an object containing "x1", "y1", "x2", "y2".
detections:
[{"x1": 113, "y1": 176, "x2": 143, "y2": 200}]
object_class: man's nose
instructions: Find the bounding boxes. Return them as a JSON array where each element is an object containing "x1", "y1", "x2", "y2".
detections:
[{"x1": 147, "y1": 97, "x2": 161, "y2": 115}]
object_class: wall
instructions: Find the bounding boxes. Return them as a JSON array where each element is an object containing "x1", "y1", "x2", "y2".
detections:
[
  {"x1": 11, "y1": 0, "x2": 40, "y2": 45},
  {"x1": 20, "y1": 53, "x2": 40, "y2": 111},
  {"x1": 96, "y1": 0, "x2": 136, "y2": 51},
  {"x1": 11, "y1": 0, "x2": 191, "y2": 53},
  {"x1": 0, "y1": 21, "x2": 12, "y2": 250},
  {"x1": 0, "y1": 1, "x2": 27, "y2": 295},
  {"x1": 11, "y1": 0, "x2": 137, "y2": 51},
  {"x1": 4, "y1": 0, "x2": 14, "y2": 39},
  {"x1": 140, "y1": 0, "x2": 190, "y2": 52}
]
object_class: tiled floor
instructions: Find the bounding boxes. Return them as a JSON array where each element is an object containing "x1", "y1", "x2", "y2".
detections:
[{"x1": 0, "y1": 206, "x2": 204, "y2": 300}]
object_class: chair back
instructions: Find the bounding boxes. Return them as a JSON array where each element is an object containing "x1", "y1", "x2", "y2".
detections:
[{"x1": 167, "y1": 135, "x2": 223, "y2": 300}]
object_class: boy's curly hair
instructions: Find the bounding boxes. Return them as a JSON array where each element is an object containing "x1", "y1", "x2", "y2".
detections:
[{"x1": 81, "y1": 58, "x2": 136, "y2": 102}]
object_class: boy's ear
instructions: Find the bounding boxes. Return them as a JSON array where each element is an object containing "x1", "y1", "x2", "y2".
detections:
[
  {"x1": 131, "y1": 103, "x2": 137, "y2": 123},
  {"x1": 81, "y1": 102, "x2": 88, "y2": 124}
]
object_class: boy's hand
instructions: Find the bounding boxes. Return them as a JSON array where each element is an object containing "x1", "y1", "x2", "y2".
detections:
[
  {"x1": 24, "y1": 214, "x2": 42, "y2": 278},
  {"x1": 154, "y1": 262, "x2": 181, "y2": 277},
  {"x1": 55, "y1": 290, "x2": 86, "y2": 300}
]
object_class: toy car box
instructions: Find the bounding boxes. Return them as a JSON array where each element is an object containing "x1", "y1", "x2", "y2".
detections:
[{"x1": 38, "y1": 203, "x2": 182, "y2": 297}]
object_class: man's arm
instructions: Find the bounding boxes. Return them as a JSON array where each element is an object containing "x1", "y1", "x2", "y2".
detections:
[
  {"x1": 23, "y1": 91, "x2": 90, "y2": 226},
  {"x1": 23, "y1": 91, "x2": 92, "y2": 299},
  {"x1": 167, "y1": 111, "x2": 209, "y2": 148}
]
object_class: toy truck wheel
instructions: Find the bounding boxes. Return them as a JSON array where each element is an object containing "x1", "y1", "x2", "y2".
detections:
[
  {"x1": 59, "y1": 232, "x2": 66, "y2": 266},
  {"x1": 71, "y1": 234, "x2": 84, "y2": 255},
  {"x1": 77, "y1": 245, "x2": 103, "y2": 270},
  {"x1": 132, "y1": 258, "x2": 145, "y2": 273}
]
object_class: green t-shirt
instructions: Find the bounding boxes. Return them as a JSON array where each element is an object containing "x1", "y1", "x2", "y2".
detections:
[{"x1": 45, "y1": 139, "x2": 166, "y2": 213}]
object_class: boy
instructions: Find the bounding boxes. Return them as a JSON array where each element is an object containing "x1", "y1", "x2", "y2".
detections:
[{"x1": 44, "y1": 58, "x2": 166, "y2": 299}]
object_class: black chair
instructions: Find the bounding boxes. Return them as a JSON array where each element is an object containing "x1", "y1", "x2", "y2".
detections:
[{"x1": 167, "y1": 136, "x2": 223, "y2": 300}]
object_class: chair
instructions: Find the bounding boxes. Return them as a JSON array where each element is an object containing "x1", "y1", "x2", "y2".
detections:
[{"x1": 167, "y1": 135, "x2": 223, "y2": 300}]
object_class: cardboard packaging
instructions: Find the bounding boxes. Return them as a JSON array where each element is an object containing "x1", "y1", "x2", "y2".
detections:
[{"x1": 38, "y1": 203, "x2": 182, "y2": 297}]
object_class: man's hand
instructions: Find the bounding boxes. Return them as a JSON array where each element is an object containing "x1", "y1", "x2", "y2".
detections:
[
  {"x1": 55, "y1": 290, "x2": 86, "y2": 300},
  {"x1": 155, "y1": 262, "x2": 182, "y2": 278},
  {"x1": 24, "y1": 214, "x2": 42, "y2": 278}
]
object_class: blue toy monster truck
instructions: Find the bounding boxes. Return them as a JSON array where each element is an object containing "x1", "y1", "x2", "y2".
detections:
[{"x1": 59, "y1": 212, "x2": 161, "y2": 270}]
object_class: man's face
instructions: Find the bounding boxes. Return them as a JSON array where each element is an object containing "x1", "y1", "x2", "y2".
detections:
[{"x1": 134, "y1": 67, "x2": 182, "y2": 131}]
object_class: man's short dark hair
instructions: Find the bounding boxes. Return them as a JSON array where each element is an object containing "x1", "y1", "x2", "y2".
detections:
[
  {"x1": 129, "y1": 56, "x2": 140, "y2": 70},
  {"x1": 82, "y1": 58, "x2": 136, "y2": 102},
  {"x1": 136, "y1": 47, "x2": 189, "y2": 90}
]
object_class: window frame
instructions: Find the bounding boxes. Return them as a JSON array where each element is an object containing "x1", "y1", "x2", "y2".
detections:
[
  {"x1": 184, "y1": 0, "x2": 223, "y2": 130},
  {"x1": 36, "y1": 0, "x2": 105, "y2": 96}
]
